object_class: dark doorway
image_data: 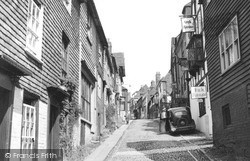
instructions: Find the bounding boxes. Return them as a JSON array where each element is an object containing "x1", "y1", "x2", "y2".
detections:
[
  {"x1": 0, "y1": 87, "x2": 11, "y2": 161},
  {"x1": 49, "y1": 104, "x2": 61, "y2": 159},
  {"x1": 80, "y1": 121, "x2": 85, "y2": 145}
]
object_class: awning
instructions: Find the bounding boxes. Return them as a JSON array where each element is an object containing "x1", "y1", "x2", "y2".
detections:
[
  {"x1": 0, "y1": 54, "x2": 32, "y2": 76},
  {"x1": 47, "y1": 85, "x2": 70, "y2": 99}
]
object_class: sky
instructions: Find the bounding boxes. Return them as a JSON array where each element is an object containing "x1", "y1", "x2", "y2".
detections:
[{"x1": 94, "y1": 0, "x2": 191, "y2": 93}]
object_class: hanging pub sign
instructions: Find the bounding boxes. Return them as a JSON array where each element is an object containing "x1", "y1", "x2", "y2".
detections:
[
  {"x1": 181, "y1": 17, "x2": 195, "y2": 33},
  {"x1": 191, "y1": 86, "x2": 207, "y2": 99}
]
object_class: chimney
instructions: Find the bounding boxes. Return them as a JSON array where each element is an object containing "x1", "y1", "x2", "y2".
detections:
[
  {"x1": 151, "y1": 81, "x2": 156, "y2": 88},
  {"x1": 156, "y1": 72, "x2": 161, "y2": 84},
  {"x1": 108, "y1": 39, "x2": 112, "y2": 54}
]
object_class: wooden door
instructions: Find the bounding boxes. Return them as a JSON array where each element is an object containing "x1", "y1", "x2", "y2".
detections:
[{"x1": 49, "y1": 104, "x2": 61, "y2": 160}]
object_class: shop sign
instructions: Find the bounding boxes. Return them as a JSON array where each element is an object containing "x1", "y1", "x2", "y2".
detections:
[
  {"x1": 181, "y1": 17, "x2": 195, "y2": 33},
  {"x1": 191, "y1": 86, "x2": 207, "y2": 99}
]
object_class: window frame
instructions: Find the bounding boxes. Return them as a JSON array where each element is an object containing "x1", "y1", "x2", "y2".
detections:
[
  {"x1": 21, "y1": 103, "x2": 36, "y2": 150},
  {"x1": 81, "y1": 74, "x2": 91, "y2": 122},
  {"x1": 218, "y1": 16, "x2": 240, "y2": 73},
  {"x1": 25, "y1": 0, "x2": 44, "y2": 61}
]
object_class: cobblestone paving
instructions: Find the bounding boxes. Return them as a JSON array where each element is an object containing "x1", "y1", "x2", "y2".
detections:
[{"x1": 105, "y1": 119, "x2": 213, "y2": 161}]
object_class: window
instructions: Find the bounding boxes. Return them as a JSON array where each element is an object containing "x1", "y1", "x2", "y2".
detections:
[
  {"x1": 199, "y1": 98, "x2": 206, "y2": 117},
  {"x1": 21, "y1": 96, "x2": 37, "y2": 151},
  {"x1": 87, "y1": 11, "x2": 93, "y2": 45},
  {"x1": 219, "y1": 16, "x2": 240, "y2": 72},
  {"x1": 62, "y1": 32, "x2": 70, "y2": 78},
  {"x1": 222, "y1": 104, "x2": 231, "y2": 128},
  {"x1": 26, "y1": 0, "x2": 44, "y2": 60},
  {"x1": 81, "y1": 74, "x2": 91, "y2": 121},
  {"x1": 62, "y1": 0, "x2": 72, "y2": 14}
]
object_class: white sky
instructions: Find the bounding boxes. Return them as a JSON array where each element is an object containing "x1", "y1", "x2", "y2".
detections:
[{"x1": 94, "y1": 0, "x2": 191, "y2": 93}]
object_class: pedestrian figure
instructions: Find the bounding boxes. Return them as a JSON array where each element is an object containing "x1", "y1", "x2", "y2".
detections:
[
  {"x1": 159, "y1": 108, "x2": 167, "y2": 133},
  {"x1": 165, "y1": 109, "x2": 170, "y2": 132},
  {"x1": 125, "y1": 113, "x2": 129, "y2": 124}
]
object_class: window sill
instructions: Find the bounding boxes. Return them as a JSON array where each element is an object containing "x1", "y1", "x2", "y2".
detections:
[
  {"x1": 199, "y1": 113, "x2": 206, "y2": 118},
  {"x1": 80, "y1": 117, "x2": 92, "y2": 126},
  {"x1": 220, "y1": 59, "x2": 241, "y2": 76},
  {"x1": 25, "y1": 47, "x2": 43, "y2": 66}
]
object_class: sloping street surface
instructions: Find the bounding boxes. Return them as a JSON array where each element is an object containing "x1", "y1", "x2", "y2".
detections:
[{"x1": 105, "y1": 119, "x2": 213, "y2": 161}]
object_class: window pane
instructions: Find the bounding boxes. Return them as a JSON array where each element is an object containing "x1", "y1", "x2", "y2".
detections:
[
  {"x1": 234, "y1": 40, "x2": 240, "y2": 59},
  {"x1": 232, "y1": 18, "x2": 238, "y2": 40},
  {"x1": 219, "y1": 34, "x2": 224, "y2": 52},
  {"x1": 31, "y1": 109, "x2": 34, "y2": 122},
  {"x1": 36, "y1": 21, "x2": 39, "y2": 32},
  {"x1": 32, "y1": 3, "x2": 36, "y2": 17},
  {"x1": 28, "y1": 0, "x2": 32, "y2": 13},
  {"x1": 225, "y1": 25, "x2": 233, "y2": 48},
  {"x1": 36, "y1": 8, "x2": 40, "y2": 19},
  {"x1": 228, "y1": 46, "x2": 233, "y2": 65},
  {"x1": 33, "y1": 37, "x2": 37, "y2": 49},
  {"x1": 222, "y1": 53, "x2": 226, "y2": 70}
]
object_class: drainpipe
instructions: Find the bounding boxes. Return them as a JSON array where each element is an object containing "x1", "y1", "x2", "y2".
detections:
[{"x1": 186, "y1": 71, "x2": 191, "y2": 107}]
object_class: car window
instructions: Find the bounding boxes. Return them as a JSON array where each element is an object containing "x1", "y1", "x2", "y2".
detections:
[{"x1": 174, "y1": 111, "x2": 187, "y2": 117}]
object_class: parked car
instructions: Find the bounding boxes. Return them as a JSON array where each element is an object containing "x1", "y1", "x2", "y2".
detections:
[{"x1": 167, "y1": 107, "x2": 196, "y2": 134}]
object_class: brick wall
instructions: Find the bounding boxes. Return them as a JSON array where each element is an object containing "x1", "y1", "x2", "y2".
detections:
[{"x1": 212, "y1": 83, "x2": 250, "y2": 155}]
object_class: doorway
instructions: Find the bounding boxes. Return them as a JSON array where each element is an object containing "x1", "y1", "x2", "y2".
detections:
[{"x1": 0, "y1": 87, "x2": 11, "y2": 161}]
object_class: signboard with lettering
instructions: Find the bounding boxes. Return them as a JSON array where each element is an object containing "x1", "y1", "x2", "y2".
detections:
[
  {"x1": 191, "y1": 86, "x2": 207, "y2": 99},
  {"x1": 181, "y1": 17, "x2": 195, "y2": 33}
]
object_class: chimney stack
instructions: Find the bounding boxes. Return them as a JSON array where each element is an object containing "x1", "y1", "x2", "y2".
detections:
[{"x1": 156, "y1": 72, "x2": 161, "y2": 84}]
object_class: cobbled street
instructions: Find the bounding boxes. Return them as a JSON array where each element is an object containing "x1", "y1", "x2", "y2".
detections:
[{"x1": 105, "y1": 119, "x2": 213, "y2": 161}]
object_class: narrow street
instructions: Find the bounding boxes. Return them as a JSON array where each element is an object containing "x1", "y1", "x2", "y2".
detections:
[{"x1": 105, "y1": 119, "x2": 213, "y2": 161}]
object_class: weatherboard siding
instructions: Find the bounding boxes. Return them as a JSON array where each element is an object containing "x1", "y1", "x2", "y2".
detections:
[
  {"x1": 205, "y1": 0, "x2": 250, "y2": 102},
  {"x1": 80, "y1": 3, "x2": 96, "y2": 77},
  {"x1": 205, "y1": 0, "x2": 250, "y2": 155}
]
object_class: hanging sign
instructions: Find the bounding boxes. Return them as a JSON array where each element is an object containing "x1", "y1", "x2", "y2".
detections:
[
  {"x1": 181, "y1": 17, "x2": 195, "y2": 33},
  {"x1": 191, "y1": 86, "x2": 207, "y2": 99}
]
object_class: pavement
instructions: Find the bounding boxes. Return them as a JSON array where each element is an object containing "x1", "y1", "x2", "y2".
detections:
[
  {"x1": 84, "y1": 122, "x2": 131, "y2": 161},
  {"x1": 84, "y1": 119, "x2": 250, "y2": 161}
]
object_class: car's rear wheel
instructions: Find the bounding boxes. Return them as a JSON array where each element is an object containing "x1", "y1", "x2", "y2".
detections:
[{"x1": 177, "y1": 118, "x2": 188, "y2": 127}]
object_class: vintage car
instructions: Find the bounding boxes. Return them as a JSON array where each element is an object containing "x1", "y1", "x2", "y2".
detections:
[{"x1": 167, "y1": 107, "x2": 196, "y2": 134}]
